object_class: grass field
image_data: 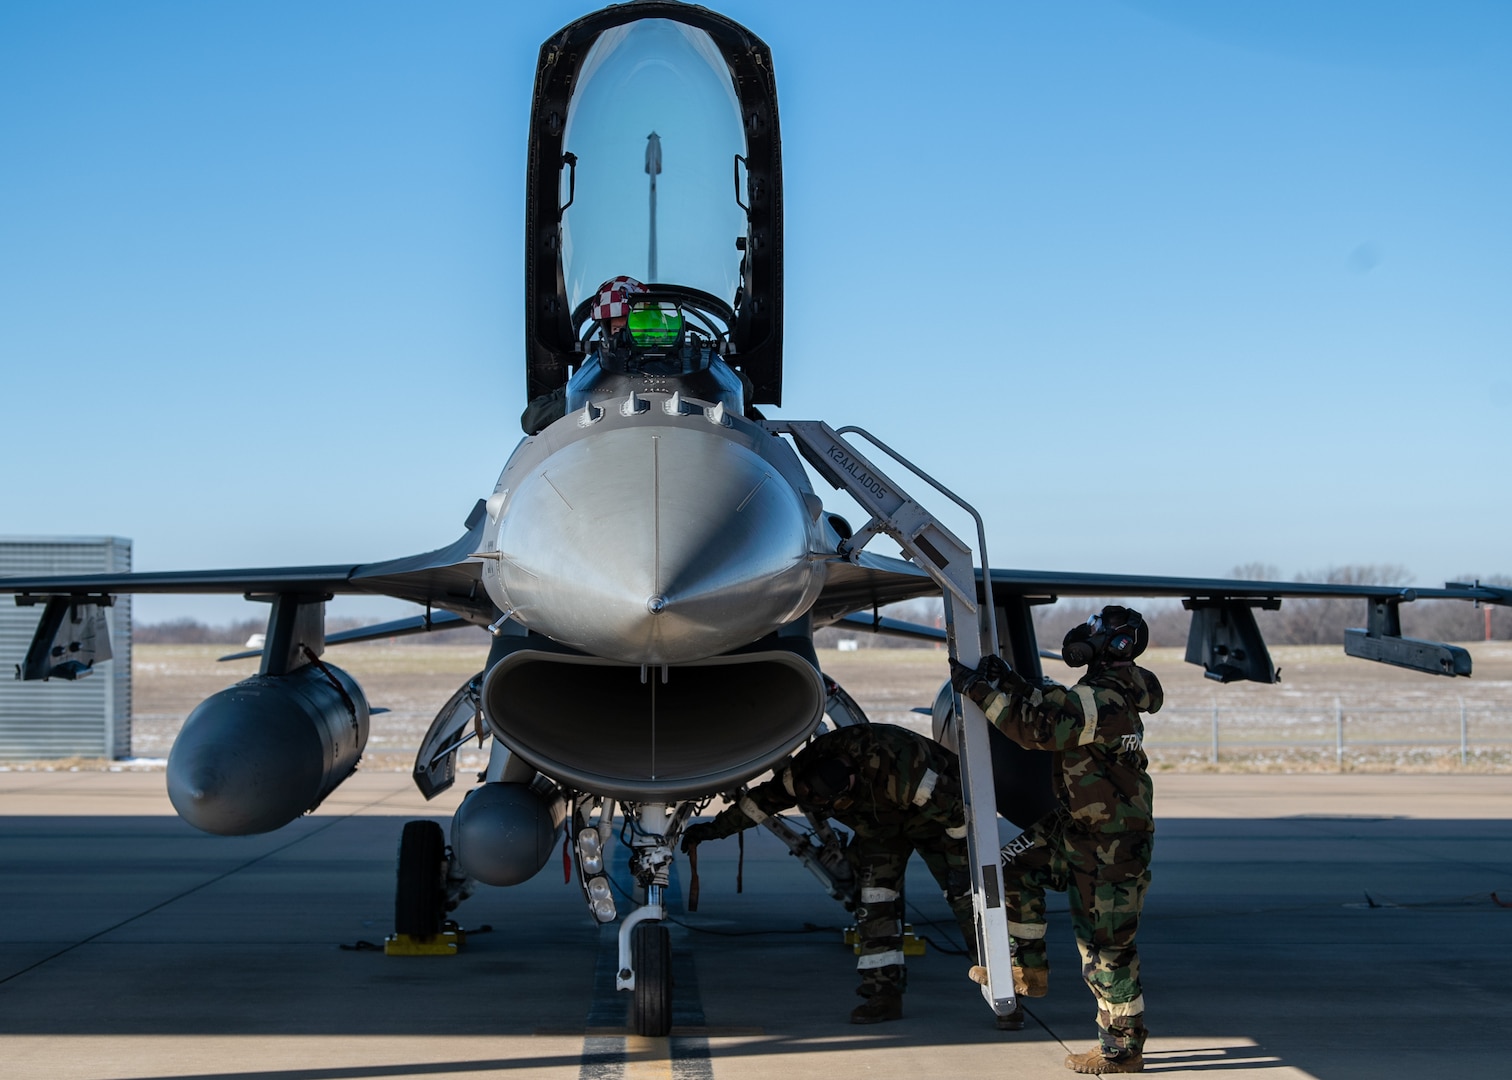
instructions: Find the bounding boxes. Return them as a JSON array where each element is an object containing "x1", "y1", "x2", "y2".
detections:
[{"x1": 15, "y1": 640, "x2": 1512, "y2": 773}]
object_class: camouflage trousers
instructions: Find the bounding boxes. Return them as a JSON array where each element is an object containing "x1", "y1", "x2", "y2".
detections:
[
  {"x1": 848, "y1": 809, "x2": 974, "y2": 996},
  {"x1": 1000, "y1": 810, "x2": 1153, "y2": 1055}
]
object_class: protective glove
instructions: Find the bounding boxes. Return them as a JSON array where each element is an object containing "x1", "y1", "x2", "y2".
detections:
[
  {"x1": 978, "y1": 653, "x2": 1011, "y2": 685},
  {"x1": 680, "y1": 822, "x2": 719, "y2": 853},
  {"x1": 948, "y1": 657, "x2": 977, "y2": 692},
  {"x1": 948, "y1": 658, "x2": 994, "y2": 705}
]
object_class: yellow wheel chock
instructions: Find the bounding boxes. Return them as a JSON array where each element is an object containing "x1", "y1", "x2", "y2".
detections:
[{"x1": 384, "y1": 928, "x2": 465, "y2": 956}]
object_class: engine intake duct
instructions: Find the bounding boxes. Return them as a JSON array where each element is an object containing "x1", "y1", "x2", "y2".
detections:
[{"x1": 482, "y1": 647, "x2": 825, "y2": 801}]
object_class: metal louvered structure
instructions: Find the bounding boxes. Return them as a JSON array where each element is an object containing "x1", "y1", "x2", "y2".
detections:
[{"x1": 0, "y1": 537, "x2": 132, "y2": 760}]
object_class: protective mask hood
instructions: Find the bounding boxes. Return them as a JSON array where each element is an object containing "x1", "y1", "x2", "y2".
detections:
[{"x1": 1062, "y1": 606, "x2": 1149, "y2": 667}]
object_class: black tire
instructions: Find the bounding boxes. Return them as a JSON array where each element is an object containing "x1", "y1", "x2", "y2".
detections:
[
  {"x1": 395, "y1": 819, "x2": 446, "y2": 937},
  {"x1": 631, "y1": 922, "x2": 673, "y2": 1037}
]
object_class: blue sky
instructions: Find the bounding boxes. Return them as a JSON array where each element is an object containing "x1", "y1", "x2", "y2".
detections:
[{"x1": 2, "y1": 1, "x2": 1508, "y2": 624}]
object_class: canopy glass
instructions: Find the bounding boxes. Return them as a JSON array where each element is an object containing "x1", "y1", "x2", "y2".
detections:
[{"x1": 560, "y1": 19, "x2": 748, "y2": 311}]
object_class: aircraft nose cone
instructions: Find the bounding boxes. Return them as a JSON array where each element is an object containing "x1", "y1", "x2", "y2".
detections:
[{"x1": 495, "y1": 423, "x2": 823, "y2": 664}]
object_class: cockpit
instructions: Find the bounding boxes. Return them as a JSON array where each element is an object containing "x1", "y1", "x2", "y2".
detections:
[
  {"x1": 523, "y1": 3, "x2": 784, "y2": 420},
  {"x1": 562, "y1": 283, "x2": 748, "y2": 417}
]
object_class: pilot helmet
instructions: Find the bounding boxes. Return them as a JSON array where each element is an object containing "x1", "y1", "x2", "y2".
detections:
[
  {"x1": 1061, "y1": 605, "x2": 1148, "y2": 668},
  {"x1": 591, "y1": 275, "x2": 646, "y2": 325}
]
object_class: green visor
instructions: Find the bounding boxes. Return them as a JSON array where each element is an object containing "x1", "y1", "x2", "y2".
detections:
[{"x1": 626, "y1": 302, "x2": 683, "y2": 346}]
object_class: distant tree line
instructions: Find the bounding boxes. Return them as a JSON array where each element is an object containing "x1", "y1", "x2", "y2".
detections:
[{"x1": 133, "y1": 617, "x2": 267, "y2": 645}]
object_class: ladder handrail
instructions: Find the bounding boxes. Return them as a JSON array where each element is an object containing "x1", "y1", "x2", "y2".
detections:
[
  {"x1": 767, "y1": 418, "x2": 1017, "y2": 1020},
  {"x1": 834, "y1": 425, "x2": 999, "y2": 658}
]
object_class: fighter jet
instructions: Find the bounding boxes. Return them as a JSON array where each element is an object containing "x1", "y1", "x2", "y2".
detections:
[{"x1": 4, "y1": 1, "x2": 1508, "y2": 1037}]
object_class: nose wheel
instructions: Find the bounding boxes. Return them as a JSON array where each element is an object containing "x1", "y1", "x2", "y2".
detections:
[{"x1": 631, "y1": 921, "x2": 673, "y2": 1037}]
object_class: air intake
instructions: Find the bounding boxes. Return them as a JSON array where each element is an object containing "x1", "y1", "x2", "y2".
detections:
[{"x1": 482, "y1": 647, "x2": 824, "y2": 800}]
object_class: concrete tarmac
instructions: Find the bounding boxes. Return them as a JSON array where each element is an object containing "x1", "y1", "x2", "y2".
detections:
[{"x1": 1, "y1": 770, "x2": 1509, "y2": 1079}]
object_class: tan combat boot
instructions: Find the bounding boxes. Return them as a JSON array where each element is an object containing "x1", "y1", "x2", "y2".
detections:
[
  {"x1": 849, "y1": 987, "x2": 903, "y2": 1024},
  {"x1": 1064, "y1": 1047, "x2": 1143, "y2": 1073},
  {"x1": 1013, "y1": 965, "x2": 1049, "y2": 997}
]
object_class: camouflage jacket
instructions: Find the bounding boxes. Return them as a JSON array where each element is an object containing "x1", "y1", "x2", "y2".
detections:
[
  {"x1": 703, "y1": 724, "x2": 965, "y2": 840},
  {"x1": 979, "y1": 663, "x2": 1162, "y2": 834}
]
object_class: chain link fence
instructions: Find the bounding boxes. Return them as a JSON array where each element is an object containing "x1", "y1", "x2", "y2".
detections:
[{"x1": 1146, "y1": 702, "x2": 1512, "y2": 770}]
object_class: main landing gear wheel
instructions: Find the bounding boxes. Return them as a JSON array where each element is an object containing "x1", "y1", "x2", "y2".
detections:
[
  {"x1": 630, "y1": 921, "x2": 673, "y2": 1037},
  {"x1": 395, "y1": 819, "x2": 446, "y2": 937}
]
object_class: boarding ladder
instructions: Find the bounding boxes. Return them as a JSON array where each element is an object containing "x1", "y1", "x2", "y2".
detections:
[{"x1": 767, "y1": 420, "x2": 1016, "y2": 1021}]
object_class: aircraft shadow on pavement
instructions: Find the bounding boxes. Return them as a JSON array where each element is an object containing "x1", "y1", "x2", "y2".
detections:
[{"x1": 2, "y1": 813, "x2": 1508, "y2": 1079}]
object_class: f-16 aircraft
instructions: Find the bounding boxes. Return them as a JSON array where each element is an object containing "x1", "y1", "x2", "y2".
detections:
[{"x1": 4, "y1": 1, "x2": 1508, "y2": 1038}]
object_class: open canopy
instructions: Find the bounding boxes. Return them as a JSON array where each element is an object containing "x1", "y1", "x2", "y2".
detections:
[{"x1": 525, "y1": 2, "x2": 783, "y2": 405}]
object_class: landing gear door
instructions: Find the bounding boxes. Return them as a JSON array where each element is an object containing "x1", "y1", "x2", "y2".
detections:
[{"x1": 412, "y1": 673, "x2": 486, "y2": 799}]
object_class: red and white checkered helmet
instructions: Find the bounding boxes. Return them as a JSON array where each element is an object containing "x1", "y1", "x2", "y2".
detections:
[{"x1": 591, "y1": 276, "x2": 646, "y2": 321}]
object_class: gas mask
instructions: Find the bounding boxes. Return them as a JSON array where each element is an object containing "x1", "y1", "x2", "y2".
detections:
[
  {"x1": 792, "y1": 754, "x2": 857, "y2": 807},
  {"x1": 1061, "y1": 605, "x2": 1148, "y2": 668}
]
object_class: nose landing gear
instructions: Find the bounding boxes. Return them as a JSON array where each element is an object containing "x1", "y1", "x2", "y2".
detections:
[{"x1": 594, "y1": 800, "x2": 695, "y2": 1037}]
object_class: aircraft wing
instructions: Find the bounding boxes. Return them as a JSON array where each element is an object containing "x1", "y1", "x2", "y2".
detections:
[
  {"x1": 0, "y1": 564, "x2": 360, "y2": 597},
  {"x1": 814, "y1": 553, "x2": 1512, "y2": 617},
  {"x1": 807, "y1": 552, "x2": 938, "y2": 626},
  {"x1": 813, "y1": 554, "x2": 1509, "y2": 681},
  {"x1": 0, "y1": 503, "x2": 496, "y2": 623},
  {"x1": 979, "y1": 569, "x2": 1512, "y2": 680},
  {"x1": 981, "y1": 568, "x2": 1512, "y2": 606}
]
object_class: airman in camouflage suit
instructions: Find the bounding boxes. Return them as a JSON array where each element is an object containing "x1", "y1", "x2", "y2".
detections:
[
  {"x1": 952, "y1": 606, "x2": 1162, "y2": 1075},
  {"x1": 680, "y1": 723, "x2": 973, "y2": 1024}
]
